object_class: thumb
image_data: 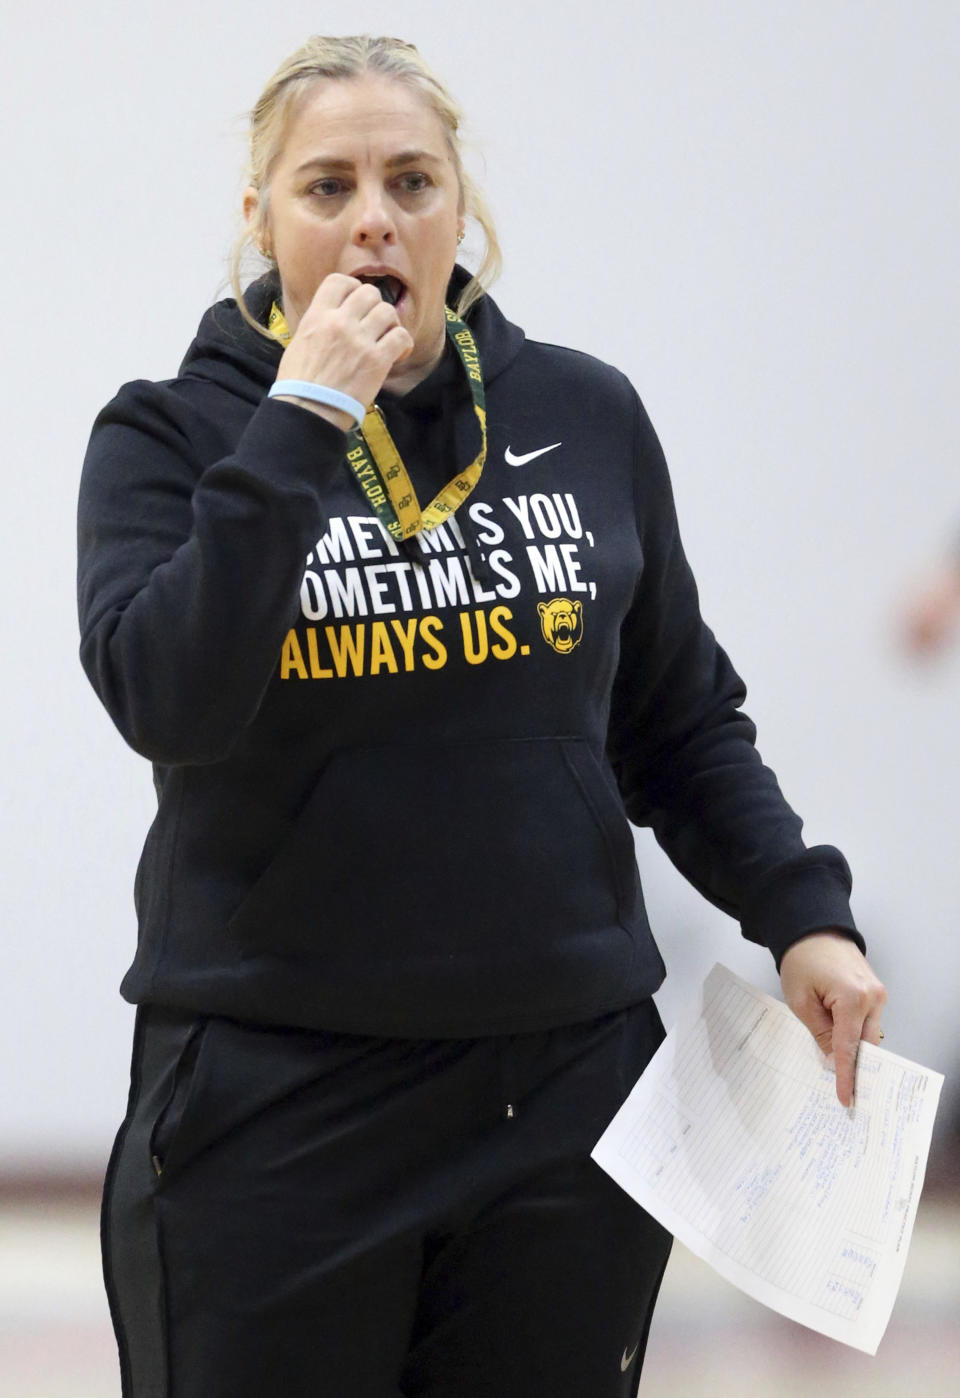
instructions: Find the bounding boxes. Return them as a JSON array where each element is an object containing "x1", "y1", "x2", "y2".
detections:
[
  {"x1": 806, "y1": 1005, "x2": 836, "y2": 1060},
  {"x1": 784, "y1": 984, "x2": 834, "y2": 1055}
]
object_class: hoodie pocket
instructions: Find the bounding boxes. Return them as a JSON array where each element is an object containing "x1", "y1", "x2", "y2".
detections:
[
  {"x1": 560, "y1": 740, "x2": 639, "y2": 916},
  {"x1": 227, "y1": 736, "x2": 639, "y2": 967}
]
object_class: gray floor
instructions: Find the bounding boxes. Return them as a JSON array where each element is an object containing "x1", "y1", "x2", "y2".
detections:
[{"x1": 2, "y1": 1187, "x2": 957, "y2": 1396}]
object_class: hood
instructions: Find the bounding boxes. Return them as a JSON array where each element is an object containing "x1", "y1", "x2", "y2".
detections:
[
  {"x1": 178, "y1": 270, "x2": 284, "y2": 403},
  {"x1": 178, "y1": 263, "x2": 525, "y2": 405}
]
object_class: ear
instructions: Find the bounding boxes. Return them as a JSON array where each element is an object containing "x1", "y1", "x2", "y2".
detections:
[
  {"x1": 537, "y1": 602, "x2": 548, "y2": 620},
  {"x1": 242, "y1": 185, "x2": 268, "y2": 251},
  {"x1": 573, "y1": 601, "x2": 582, "y2": 617}
]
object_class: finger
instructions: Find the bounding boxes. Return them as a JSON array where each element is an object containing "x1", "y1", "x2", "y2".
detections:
[
  {"x1": 830, "y1": 1004, "x2": 864, "y2": 1108},
  {"x1": 782, "y1": 979, "x2": 833, "y2": 1048},
  {"x1": 345, "y1": 281, "x2": 388, "y2": 316},
  {"x1": 860, "y1": 1010, "x2": 885, "y2": 1047},
  {"x1": 310, "y1": 273, "x2": 364, "y2": 309},
  {"x1": 376, "y1": 325, "x2": 415, "y2": 363},
  {"x1": 356, "y1": 297, "x2": 403, "y2": 335}
]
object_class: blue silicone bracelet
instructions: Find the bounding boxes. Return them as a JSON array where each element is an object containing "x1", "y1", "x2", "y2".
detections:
[{"x1": 268, "y1": 379, "x2": 367, "y2": 428}]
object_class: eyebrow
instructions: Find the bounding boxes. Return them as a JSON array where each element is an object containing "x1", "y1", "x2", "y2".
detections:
[{"x1": 294, "y1": 149, "x2": 445, "y2": 175}]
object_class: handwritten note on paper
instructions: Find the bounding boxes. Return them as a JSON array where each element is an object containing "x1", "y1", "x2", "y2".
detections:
[{"x1": 592, "y1": 964, "x2": 943, "y2": 1353}]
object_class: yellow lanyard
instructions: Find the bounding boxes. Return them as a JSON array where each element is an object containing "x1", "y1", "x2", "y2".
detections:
[{"x1": 268, "y1": 302, "x2": 487, "y2": 539}]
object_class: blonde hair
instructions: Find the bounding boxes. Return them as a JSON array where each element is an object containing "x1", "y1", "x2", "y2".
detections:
[{"x1": 230, "y1": 35, "x2": 502, "y2": 337}]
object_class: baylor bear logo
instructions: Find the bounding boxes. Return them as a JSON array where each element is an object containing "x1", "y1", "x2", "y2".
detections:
[{"x1": 537, "y1": 597, "x2": 583, "y2": 654}]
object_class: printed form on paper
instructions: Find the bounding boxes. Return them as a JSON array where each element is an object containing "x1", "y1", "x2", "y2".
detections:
[{"x1": 592, "y1": 963, "x2": 943, "y2": 1354}]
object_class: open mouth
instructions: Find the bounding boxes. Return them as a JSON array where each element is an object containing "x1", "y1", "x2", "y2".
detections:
[{"x1": 355, "y1": 274, "x2": 407, "y2": 308}]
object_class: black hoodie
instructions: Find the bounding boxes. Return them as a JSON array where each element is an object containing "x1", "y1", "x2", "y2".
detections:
[{"x1": 77, "y1": 269, "x2": 862, "y2": 1035}]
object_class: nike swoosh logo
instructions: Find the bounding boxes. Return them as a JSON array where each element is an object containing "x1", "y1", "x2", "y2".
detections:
[
  {"x1": 620, "y1": 1342, "x2": 640, "y2": 1373},
  {"x1": 504, "y1": 442, "x2": 562, "y2": 466}
]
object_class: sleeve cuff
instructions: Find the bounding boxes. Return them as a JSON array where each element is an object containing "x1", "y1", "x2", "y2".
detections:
[
  {"x1": 740, "y1": 845, "x2": 865, "y2": 968},
  {"x1": 231, "y1": 395, "x2": 350, "y2": 499}
]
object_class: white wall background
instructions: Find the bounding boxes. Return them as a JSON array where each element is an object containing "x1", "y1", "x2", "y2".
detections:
[{"x1": 2, "y1": 0, "x2": 957, "y2": 1169}]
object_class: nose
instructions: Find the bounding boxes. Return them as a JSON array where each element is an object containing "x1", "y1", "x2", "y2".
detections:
[{"x1": 352, "y1": 182, "x2": 396, "y2": 246}]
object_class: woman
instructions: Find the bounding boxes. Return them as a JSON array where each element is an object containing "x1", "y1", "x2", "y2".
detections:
[{"x1": 78, "y1": 34, "x2": 887, "y2": 1398}]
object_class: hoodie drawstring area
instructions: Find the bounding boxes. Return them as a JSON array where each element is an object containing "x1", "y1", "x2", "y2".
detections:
[
  {"x1": 496, "y1": 1037, "x2": 518, "y2": 1121},
  {"x1": 398, "y1": 511, "x2": 493, "y2": 588},
  {"x1": 457, "y1": 511, "x2": 494, "y2": 587}
]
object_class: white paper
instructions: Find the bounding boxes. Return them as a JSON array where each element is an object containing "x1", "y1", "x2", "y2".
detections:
[{"x1": 592, "y1": 964, "x2": 943, "y2": 1354}]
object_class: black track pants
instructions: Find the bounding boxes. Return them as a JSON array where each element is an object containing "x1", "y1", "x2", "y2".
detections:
[{"x1": 102, "y1": 1001, "x2": 673, "y2": 1397}]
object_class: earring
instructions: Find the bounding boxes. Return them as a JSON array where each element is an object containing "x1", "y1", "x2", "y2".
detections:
[{"x1": 457, "y1": 231, "x2": 465, "y2": 245}]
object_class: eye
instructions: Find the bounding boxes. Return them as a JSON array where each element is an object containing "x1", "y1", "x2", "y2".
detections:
[
  {"x1": 310, "y1": 177, "x2": 347, "y2": 198},
  {"x1": 396, "y1": 172, "x2": 431, "y2": 194}
]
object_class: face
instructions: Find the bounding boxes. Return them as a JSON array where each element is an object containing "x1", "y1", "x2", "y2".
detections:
[{"x1": 245, "y1": 74, "x2": 464, "y2": 377}]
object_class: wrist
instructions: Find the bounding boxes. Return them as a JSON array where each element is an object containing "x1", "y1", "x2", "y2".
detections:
[{"x1": 268, "y1": 378, "x2": 366, "y2": 431}]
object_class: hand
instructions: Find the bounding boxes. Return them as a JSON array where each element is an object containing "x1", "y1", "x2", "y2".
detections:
[
  {"x1": 779, "y1": 931, "x2": 887, "y2": 1108},
  {"x1": 274, "y1": 275, "x2": 414, "y2": 429}
]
